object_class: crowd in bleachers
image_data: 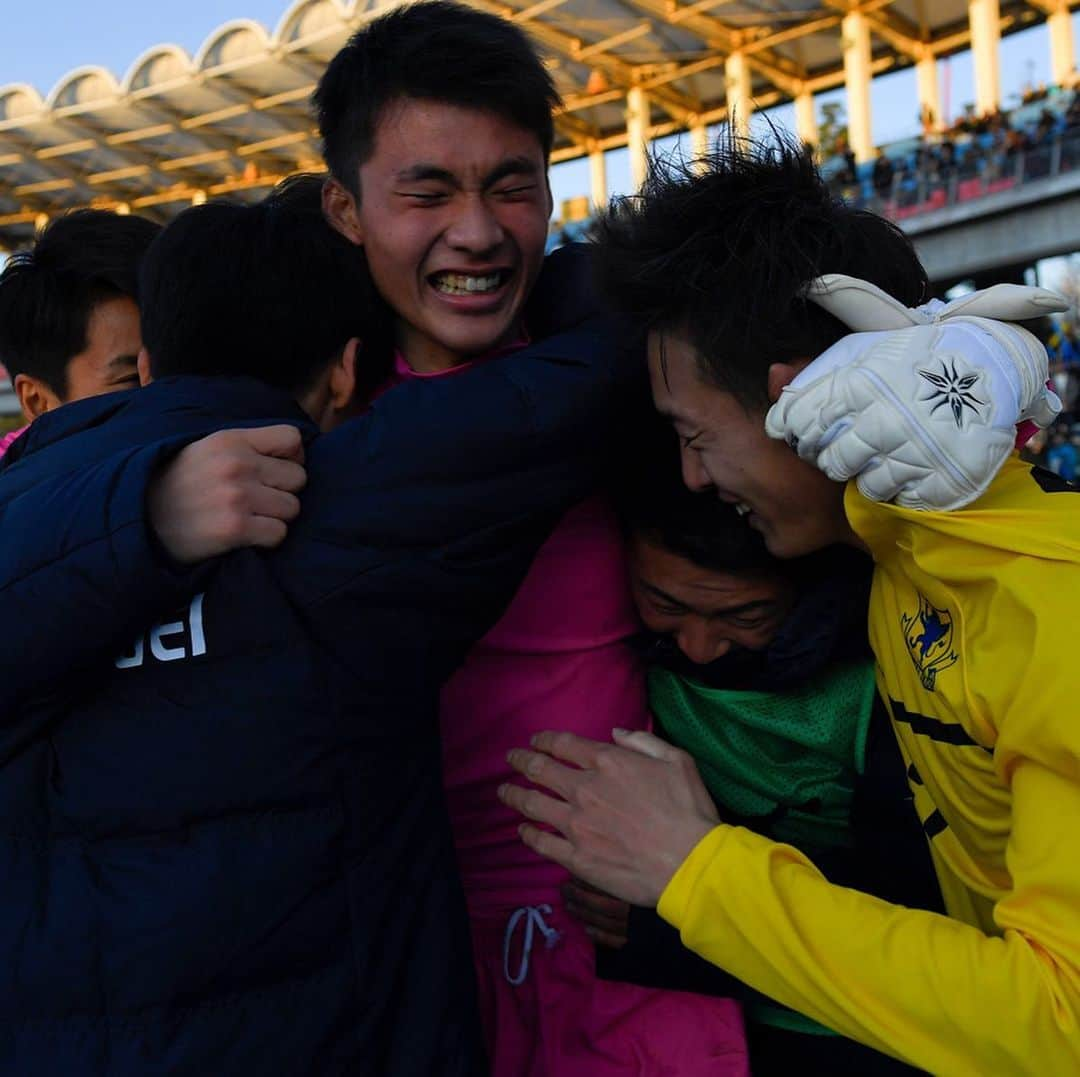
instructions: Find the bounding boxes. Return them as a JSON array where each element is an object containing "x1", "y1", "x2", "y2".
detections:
[
  {"x1": 823, "y1": 82, "x2": 1080, "y2": 216},
  {"x1": 1024, "y1": 320, "x2": 1080, "y2": 480}
]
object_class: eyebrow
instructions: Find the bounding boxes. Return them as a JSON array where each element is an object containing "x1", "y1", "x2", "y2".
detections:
[
  {"x1": 395, "y1": 163, "x2": 458, "y2": 185},
  {"x1": 640, "y1": 579, "x2": 775, "y2": 618},
  {"x1": 483, "y1": 156, "x2": 540, "y2": 186},
  {"x1": 107, "y1": 353, "x2": 139, "y2": 372},
  {"x1": 394, "y1": 156, "x2": 539, "y2": 189}
]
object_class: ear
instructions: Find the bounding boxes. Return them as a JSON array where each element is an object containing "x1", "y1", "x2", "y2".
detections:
[
  {"x1": 543, "y1": 178, "x2": 555, "y2": 220},
  {"x1": 137, "y1": 348, "x2": 153, "y2": 387},
  {"x1": 13, "y1": 373, "x2": 61, "y2": 422},
  {"x1": 323, "y1": 177, "x2": 364, "y2": 246},
  {"x1": 766, "y1": 361, "x2": 805, "y2": 404},
  {"x1": 329, "y1": 337, "x2": 360, "y2": 412}
]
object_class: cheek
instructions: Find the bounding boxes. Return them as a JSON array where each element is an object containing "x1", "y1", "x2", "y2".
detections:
[{"x1": 502, "y1": 204, "x2": 550, "y2": 262}]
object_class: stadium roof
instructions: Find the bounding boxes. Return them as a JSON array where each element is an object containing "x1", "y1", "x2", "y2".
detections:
[{"x1": 1, "y1": 0, "x2": 1077, "y2": 248}]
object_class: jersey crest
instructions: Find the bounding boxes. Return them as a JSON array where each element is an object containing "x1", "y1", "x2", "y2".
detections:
[{"x1": 901, "y1": 593, "x2": 958, "y2": 691}]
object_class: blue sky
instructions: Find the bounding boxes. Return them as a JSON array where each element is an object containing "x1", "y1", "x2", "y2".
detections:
[{"x1": 1, "y1": 1, "x2": 1077, "y2": 209}]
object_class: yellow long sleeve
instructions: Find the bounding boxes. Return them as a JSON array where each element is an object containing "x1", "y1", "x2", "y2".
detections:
[
  {"x1": 659, "y1": 801, "x2": 1080, "y2": 1074},
  {"x1": 658, "y1": 458, "x2": 1080, "y2": 1074}
]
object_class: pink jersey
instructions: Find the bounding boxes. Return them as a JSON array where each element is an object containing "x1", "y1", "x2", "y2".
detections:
[
  {"x1": 372, "y1": 350, "x2": 649, "y2": 908},
  {"x1": 374, "y1": 344, "x2": 746, "y2": 1077},
  {"x1": 0, "y1": 425, "x2": 27, "y2": 460}
]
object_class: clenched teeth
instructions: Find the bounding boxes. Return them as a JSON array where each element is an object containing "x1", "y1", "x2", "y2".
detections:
[
  {"x1": 432, "y1": 272, "x2": 504, "y2": 296},
  {"x1": 734, "y1": 502, "x2": 751, "y2": 516}
]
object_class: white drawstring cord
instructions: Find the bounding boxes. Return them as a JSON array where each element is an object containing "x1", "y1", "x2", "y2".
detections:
[{"x1": 502, "y1": 904, "x2": 561, "y2": 986}]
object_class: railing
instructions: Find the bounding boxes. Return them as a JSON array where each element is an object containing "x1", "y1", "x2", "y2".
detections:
[{"x1": 831, "y1": 131, "x2": 1080, "y2": 222}]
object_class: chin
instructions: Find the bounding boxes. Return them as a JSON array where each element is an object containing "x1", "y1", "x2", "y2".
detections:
[
  {"x1": 762, "y1": 525, "x2": 817, "y2": 561},
  {"x1": 446, "y1": 322, "x2": 518, "y2": 357}
]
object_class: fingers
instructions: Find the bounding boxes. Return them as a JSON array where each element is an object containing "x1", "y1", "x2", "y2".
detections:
[
  {"x1": 528, "y1": 730, "x2": 609, "y2": 769},
  {"x1": 584, "y1": 927, "x2": 628, "y2": 950},
  {"x1": 561, "y1": 880, "x2": 630, "y2": 933},
  {"x1": 517, "y1": 823, "x2": 576, "y2": 873},
  {"x1": 610, "y1": 728, "x2": 679, "y2": 761},
  {"x1": 498, "y1": 781, "x2": 572, "y2": 832},
  {"x1": 240, "y1": 423, "x2": 306, "y2": 463},
  {"x1": 505, "y1": 747, "x2": 587, "y2": 800},
  {"x1": 246, "y1": 484, "x2": 302, "y2": 526},
  {"x1": 247, "y1": 516, "x2": 291, "y2": 550},
  {"x1": 254, "y1": 452, "x2": 307, "y2": 496}
]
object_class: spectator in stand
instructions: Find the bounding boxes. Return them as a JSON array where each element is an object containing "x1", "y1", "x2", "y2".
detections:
[
  {"x1": 0, "y1": 209, "x2": 159, "y2": 460},
  {"x1": 1046, "y1": 426, "x2": 1078, "y2": 482},
  {"x1": 1065, "y1": 91, "x2": 1080, "y2": 131},
  {"x1": 871, "y1": 150, "x2": 894, "y2": 199},
  {"x1": 937, "y1": 138, "x2": 957, "y2": 178}
]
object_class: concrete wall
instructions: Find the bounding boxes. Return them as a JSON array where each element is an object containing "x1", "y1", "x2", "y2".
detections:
[{"x1": 905, "y1": 169, "x2": 1080, "y2": 285}]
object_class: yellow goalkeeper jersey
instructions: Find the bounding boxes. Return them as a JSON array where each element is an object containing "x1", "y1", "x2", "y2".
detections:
[{"x1": 658, "y1": 455, "x2": 1080, "y2": 1074}]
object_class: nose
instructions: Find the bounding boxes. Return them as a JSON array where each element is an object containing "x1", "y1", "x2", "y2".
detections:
[
  {"x1": 680, "y1": 446, "x2": 712, "y2": 493},
  {"x1": 445, "y1": 194, "x2": 504, "y2": 254},
  {"x1": 676, "y1": 622, "x2": 729, "y2": 667}
]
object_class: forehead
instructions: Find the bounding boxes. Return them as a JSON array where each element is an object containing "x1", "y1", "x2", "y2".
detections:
[
  {"x1": 367, "y1": 98, "x2": 547, "y2": 177},
  {"x1": 630, "y1": 535, "x2": 788, "y2": 607},
  {"x1": 647, "y1": 329, "x2": 733, "y2": 425}
]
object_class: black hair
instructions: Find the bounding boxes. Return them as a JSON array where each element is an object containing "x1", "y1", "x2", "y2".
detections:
[
  {"x1": 618, "y1": 417, "x2": 779, "y2": 577},
  {"x1": 314, "y1": 0, "x2": 558, "y2": 194},
  {"x1": 139, "y1": 200, "x2": 386, "y2": 398},
  {"x1": 595, "y1": 134, "x2": 929, "y2": 409},
  {"x1": 0, "y1": 209, "x2": 160, "y2": 398},
  {"x1": 261, "y1": 172, "x2": 329, "y2": 216}
]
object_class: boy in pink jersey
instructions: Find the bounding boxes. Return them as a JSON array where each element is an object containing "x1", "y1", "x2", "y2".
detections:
[
  {"x1": 313, "y1": 9, "x2": 745, "y2": 1068},
  {"x1": 372, "y1": 321, "x2": 745, "y2": 1074}
]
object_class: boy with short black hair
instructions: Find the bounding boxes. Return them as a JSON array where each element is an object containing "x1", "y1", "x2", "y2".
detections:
[
  {"x1": 571, "y1": 431, "x2": 941, "y2": 1075},
  {"x1": 0, "y1": 208, "x2": 159, "y2": 455},
  {"x1": 499, "y1": 138, "x2": 1080, "y2": 1074},
  {"x1": 0, "y1": 198, "x2": 627, "y2": 1076}
]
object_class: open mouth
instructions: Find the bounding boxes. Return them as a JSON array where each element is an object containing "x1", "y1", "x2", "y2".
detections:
[{"x1": 429, "y1": 269, "x2": 511, "y2": 297}]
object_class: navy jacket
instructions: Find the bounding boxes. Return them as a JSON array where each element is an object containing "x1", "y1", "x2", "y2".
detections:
[{"x1": 0, "y1": 319, "x2": 628, "y2": 1076}]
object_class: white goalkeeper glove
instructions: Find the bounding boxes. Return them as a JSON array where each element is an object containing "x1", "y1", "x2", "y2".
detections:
[{"x1": 764, "y1": 274, "x2": 1068, "y2": 510}]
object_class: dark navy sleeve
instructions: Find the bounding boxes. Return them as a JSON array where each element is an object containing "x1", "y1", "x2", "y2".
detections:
[
  {"x1": 0, "y1": 439, "x2": 212, "y2": 718},
  {"x1": 275, "y1": 316, "x2": 638, "y2": 680}
]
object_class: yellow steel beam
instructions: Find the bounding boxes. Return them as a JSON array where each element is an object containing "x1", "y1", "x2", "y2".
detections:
[
  {"x1": 472, "y1": 0, "x2": 700, "y2": 120},
  {"x1": 615, "y1": 0, "x2": 805, "y2": 93}
]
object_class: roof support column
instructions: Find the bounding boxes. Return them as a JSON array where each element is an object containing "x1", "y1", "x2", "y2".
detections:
[
  {"x1": 1048, "y1": 1, "x2": 1075, "y2": 88},
  {"x1": 968, "y1": 0, "x2": 1001, "y2": 115},
  {"x1": 842, "y1": 10, "x2": 873, "y2": 163},
  {"x1": 626, "y1": 85, "x2": 650, "y2": 191},
  {"x1": 588, "y1": 142, "x2": 607, "y2": 212},
  {"x1": 794, "y1": 88, "x2": 818, "y2": 149},
  {"x1": 916, "y1": 53, "x2": 941, "y2": 132},
  {"x1": 724, "y1": 51, "x2": 752, "y2": 138}
]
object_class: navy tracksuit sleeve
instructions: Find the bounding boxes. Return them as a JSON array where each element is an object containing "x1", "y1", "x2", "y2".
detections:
[
  {"x1": 0, "y1": 439, "x2": 211, "y2": 718},
  {"x1": 275, "y1": 317, "x2": 634, "y2": 679}
]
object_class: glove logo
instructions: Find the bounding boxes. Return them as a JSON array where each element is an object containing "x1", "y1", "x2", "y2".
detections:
[
  {"x1": 901, "y1": 594, "x2": 958, "y2": 692},
  {"x1": 918, "y1": 357, "x2": 987, "y2": 429}
]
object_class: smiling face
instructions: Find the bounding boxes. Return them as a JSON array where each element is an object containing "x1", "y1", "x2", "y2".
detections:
[
  {"x1": 648, "y1": 328, "x2": 854, "y2": 559},
  {"x1": 325, "y1": 99, "x2": 552, "y2": 373},
  {"x1": 14, "y1": 294, "x2": 142, "y2": 421},
  {"x1": 629, "y1": 534, "x2": 795, "y2": 665}
]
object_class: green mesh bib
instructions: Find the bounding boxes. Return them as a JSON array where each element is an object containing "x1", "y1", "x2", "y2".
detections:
[{"x1": 648, "y1": 659, "x2": 877, "y2": 1035}]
